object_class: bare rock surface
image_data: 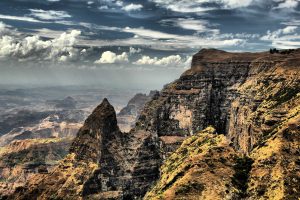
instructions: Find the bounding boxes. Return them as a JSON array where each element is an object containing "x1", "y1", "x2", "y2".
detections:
[{"x1": 6, "y1": 48, "x2": 300, "y2": 199}]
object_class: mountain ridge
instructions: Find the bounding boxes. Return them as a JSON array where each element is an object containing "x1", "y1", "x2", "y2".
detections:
[{"x1": 6, "y1": 48, "x2": 300, "y2": 199}]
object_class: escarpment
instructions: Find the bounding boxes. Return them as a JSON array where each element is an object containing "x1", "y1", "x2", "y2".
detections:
[
  {"x1": 8, "y1": 98, "x2": 160, "y2": 200},
  {"x1": 137, "y1": 49, "x2": 300, "y2": 155},
  {"x1": 8, "y1": 48, "x2": 300, "y2": 199}
]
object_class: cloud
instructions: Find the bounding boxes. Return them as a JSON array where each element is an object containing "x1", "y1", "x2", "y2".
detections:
[
  {"x1": 260, "y1": 25, "x2": 300, "y2": 48},
  {"x1": 129, "y1": 47, "x2": 142, "y2": 54},
  {"x1": 120, "y1": 27, "x2": 245, "y2": 50},
  {"x1": 150, "y1": 0, "x2": 254, "y2": 13},
  {"x1": 222, "y1": 0, "x2": 253, "y2": 8},
  {"x1": 95, "y1": 51, "x2": 129, "y2": 64},
  {"x1": 261, "y1": 26, "x2": 298, "y2": 40},
  {"x1": 273, "y1": 0, "x2": 299, "y2": 9},
  {"x1": 0, "y1": 14, "x2": 43, "y2": 23},
  {"x1": 29, "y1": 9, "x2": 71, "y2": 21},
  {"x1": 134, "y1": 54, "x2": 192, "y2": 68},
  {"x1": 160, "y1": 18, "x2": 219, "y2": 34},
  {"x1": 0, "y1": 23, "x2": 81, "y2": 62},
  {"x1": 282, "y1": 26, "x2": 298, "y2": 34},
  {"x1": 0, "y1": 22, "x2": 11, "y2": 36},
  {"x1": 123, "y1": 27, "x2": 179, "y2": 39},
  {"x1": 122, "y1": 4, "x2": 143, "y2": 12},
  {"x1": 151, "y1": 0, "x2": 299, "y2": 13},
  {"x1": 282, "y1": 19, "x2": 300, "y2": 26},
  {"x1": 99, "y1": 5, "x2": 109, "y2": 10}
]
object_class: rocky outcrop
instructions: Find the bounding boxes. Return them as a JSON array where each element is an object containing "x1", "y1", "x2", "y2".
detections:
[
  {"x1": 46, "y1": 96, "x2": 77, "y2": 109},
  {"x1": 0, "y1": 110, "x2": 85, "y2": 147},
  {"x1": 0, "y1": 110, "x2": 52, "y2": 137},
  {"x1": 9, "y1": 98, "x2": 160, "y2": 199},
  {"x1": 142, "y1": 49, "x2": 300, "y2": 199},
  {"x1": 5, "y1": 99, "x2": 114, "y2": 199},
  {"x1": 0, "y1": 138, "x2": 72, "y2": 197},
  {"x1": 145, "y1": 127, "x2": 252, "y2": 200},
  {"x1": 8, "y1": 48, "x2": 300, "y2": 199},
  {"x1": 117, "y1": 91, "x2": 158, "y2": 132},
  {"x1": 135, "y1": 49, "x2": 299, "y2": 155}
]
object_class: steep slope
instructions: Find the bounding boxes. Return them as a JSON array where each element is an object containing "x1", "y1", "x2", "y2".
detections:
[
  {"x1": 8, "y1": 48, "x2": 300, "y2": 199},
  {"x1": 145, "y1": 127, "x2": 243, "y2": 200},
  {"x1": 144, "y1": 49, "x2": 300, "y2": 199},
  {"x1": 7, "y1": 99, "x2": 116, "y2": 199},
  {"x1": 0, "y1": 110, "x2": 85, "y2": 147},
  {"x1": 247, "y1": 101, "x2": 300, "y2": 199},
  {"x1": 9, "y1": 98, "x2": 160, "y2": 200},
  {"x1": 0, "y1": 138, "x2": 72, "y2": 197},
  {"x1": 117, "y1": 91, "x2": 158, "y2": 132},
  {"x1": 136, "y1": 49, "x2": 300, "y2": 156}
]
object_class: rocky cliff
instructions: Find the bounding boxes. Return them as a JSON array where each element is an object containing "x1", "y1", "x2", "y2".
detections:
[
  {"x1": 117, "y1": 91, "x2": 158, "y2": 132},
  {"x1": 8, "y1": 98, "x2": 160, "y2": 199},
  {"x1": 0, "y1": 138, "x2": 72, "y2": 198},
  {"x1": 8, "y1": 48, "x2": 300, "y2": 199}
]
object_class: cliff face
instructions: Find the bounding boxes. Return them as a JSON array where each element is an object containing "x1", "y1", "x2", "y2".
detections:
[
  {"x1": 9, "y1": 98, "x2": 160, "y2": 200},
  {"x1": 0, "y1": 110, "x2": 85, "y2": 147},
  {"x1": 145, "y1": 127, "x2": 242, "y2": 200},
  {"x1": 0, "y1": 138, "x2": 72, "y2": 197},
  {"x1": 8, "y1": 49, "x2": 300, "y2": 199},
  {"x1": 137, "y1": 49, "x2": 299, "y2": 155},
  {"x1": 144, "y1": 49, "x2": 300, "y2": 199},
  {"x1": 117, "y1": 91, "x2": 158, "y2": 132}
]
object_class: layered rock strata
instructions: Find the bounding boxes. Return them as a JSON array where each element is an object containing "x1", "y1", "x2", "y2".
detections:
[
  {"x1": 8, "y1": 49, "x2": 300, "y2": 199},
  {"x1": 117, "y1": 91, "x2": 158, "y2": 132}
]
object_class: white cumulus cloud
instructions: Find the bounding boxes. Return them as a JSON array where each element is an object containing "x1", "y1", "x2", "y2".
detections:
[
  {"x1": 95, "y1": 51, "x2": 129, "y2": 64},
  {"x1": 134, "y1": 54, "x2": 191, "y2": 68},
  {"x1": 273, "y1": 0, "x2": 299, "y2": 9},
  {"x1": 122, "y1": 4, "x2": 143, "y2": 12},
  {"x1": 129, "y1": 47, "x2": 142, "y2": 54},
  {"x1": 0, "y1": 23, "x2": 81, "y2": 62}
]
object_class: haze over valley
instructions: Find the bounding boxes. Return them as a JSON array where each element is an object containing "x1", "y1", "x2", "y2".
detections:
[{"x1": 0, "y1": 0, "x2": 300, "y2": 199}]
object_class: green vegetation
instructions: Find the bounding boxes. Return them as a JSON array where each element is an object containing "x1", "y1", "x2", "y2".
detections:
[{"x1": 272, "y1": 87, "x2": 299, "y2": 107}]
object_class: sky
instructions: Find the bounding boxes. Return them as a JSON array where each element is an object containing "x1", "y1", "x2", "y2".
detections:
[{"x1": 0, "y1": 0, "x2": 299, "y2": 89}]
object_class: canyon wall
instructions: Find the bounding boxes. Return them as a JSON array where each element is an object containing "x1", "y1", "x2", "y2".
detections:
[{"x1": 7, "y1": 49, "x2": 300, "y2": 199}]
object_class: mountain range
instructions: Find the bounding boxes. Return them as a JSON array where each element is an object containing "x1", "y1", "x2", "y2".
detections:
[{"x1": 1, "y1": 48, "x2": 300, "y2": 200}]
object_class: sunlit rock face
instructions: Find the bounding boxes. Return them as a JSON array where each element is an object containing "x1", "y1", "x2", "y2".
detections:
[
  {"x1": 0, "y1": 138, "x2": 72, "y2": 197},
  {"x1": 0, "y1": 110, "x2": 85, "y2": 147},
  {"x1": 137, "y1": 49, "x2": 300, "y2": 155},
  {"x1": 7, "y1": 48, "x2": 300, "y2": 199},
  {"x1": 8, "y1": 98, "x2": 160, "y2": 199}
]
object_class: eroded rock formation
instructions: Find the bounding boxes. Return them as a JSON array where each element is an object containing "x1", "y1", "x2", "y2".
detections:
[
  {"x1": 0, "y1": 138, "x2": 72, "y2": 197},
  {"x1": 7, "y1": 48, "x2": 300, "y2": 199},
  {"x1": 117, "y1": 91, "x2": 158, "y2": 132}
]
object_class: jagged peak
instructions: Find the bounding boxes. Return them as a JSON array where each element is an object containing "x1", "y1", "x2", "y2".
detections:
[
  {"x1": 85, "y1": 98, "x2": 116, "y2": 126},
  {"x1": 69, "y1": 98, "x2": 119, "y2": 162}
]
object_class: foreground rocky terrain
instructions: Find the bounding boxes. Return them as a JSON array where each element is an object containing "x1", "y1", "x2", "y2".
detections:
[
  {"x1": 0, "y1": 87, "x2": 142, "y2": 197},
  {"x1": 0, "y1": 137, "x2": 72, "y2": 197},
  {"x1": 5, "y1": 48, "x2": 300, "y2": 199}
]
